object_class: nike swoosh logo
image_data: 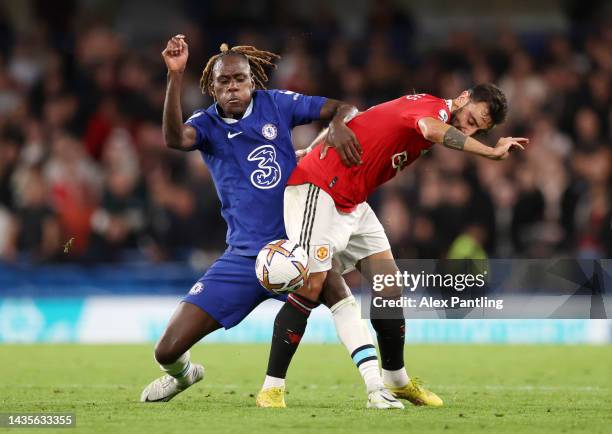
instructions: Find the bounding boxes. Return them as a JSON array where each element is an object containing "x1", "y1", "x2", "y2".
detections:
[{"x1": 227, "y1": 132, "x2": 243, "y2": 139}]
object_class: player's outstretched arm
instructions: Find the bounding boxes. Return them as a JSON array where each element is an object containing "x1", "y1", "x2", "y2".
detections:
[
  {"x1": 417, "y1": 117, "x2": 528, "y2": 160},
  {"x1": 162, "y1": 34, "x2": 198, "y2": 151}
]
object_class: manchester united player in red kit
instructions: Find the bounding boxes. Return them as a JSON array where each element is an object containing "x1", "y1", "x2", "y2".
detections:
[{"x1": 257, "y1": 84, "x2": 527, "y2": 408}]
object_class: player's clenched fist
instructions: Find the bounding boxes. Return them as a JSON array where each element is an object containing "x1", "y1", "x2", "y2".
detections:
[{"x1": 162, "y1": 34, "x2": 189, "y2": 73}]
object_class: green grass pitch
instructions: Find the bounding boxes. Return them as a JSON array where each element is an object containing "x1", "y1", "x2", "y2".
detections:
[{"x1": 1, "y1": 344, "x2": 611, "y2": 433}]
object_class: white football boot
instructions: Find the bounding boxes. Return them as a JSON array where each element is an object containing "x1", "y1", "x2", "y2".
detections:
[
  {"x1": 140, "y1": 364, "x2": 204, "y2": 402},
  {"x1": 366, "y1": 387, "x2": 405, "y2": 409}
]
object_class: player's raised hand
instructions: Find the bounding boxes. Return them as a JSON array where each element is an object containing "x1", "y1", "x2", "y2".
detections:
[
  {"x1": 162, "y1": 34, "x2": 189, "y2": 73},
  {"x1": 322, "y1": 122, "x2": 362, "y2": 166},
  {"x1": 490, "y1": 137, "x2": 529, "y2": 160}
]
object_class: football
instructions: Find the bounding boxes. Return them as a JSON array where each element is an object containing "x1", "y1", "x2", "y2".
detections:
[{"x1": 255, "y1": 239, "x2": 309, "y2": 294}]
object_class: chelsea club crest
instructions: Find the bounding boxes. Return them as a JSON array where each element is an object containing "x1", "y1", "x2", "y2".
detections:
[{"x1": 262, "y1": 123, "x2": 278, "y2": 140}]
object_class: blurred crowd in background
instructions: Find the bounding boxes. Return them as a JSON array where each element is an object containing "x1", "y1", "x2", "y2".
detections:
[{"x1": 0, "y1": 0, "x2": 610, "y2": 266}]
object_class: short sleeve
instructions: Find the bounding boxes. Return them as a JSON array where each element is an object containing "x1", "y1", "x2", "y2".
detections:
[
  {"x1": 185, "y1": 110, "x2": 210, "y2": 151},
  {"x1": 401, "y1": 94, "x2": 450, "y2": 136},
  {"x1": 271, "y1": 90, "x2": 327, "y2": 128}
]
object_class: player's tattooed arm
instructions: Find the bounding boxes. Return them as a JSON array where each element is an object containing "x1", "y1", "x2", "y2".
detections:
[
  {"x1": 319, "y1": 99, "x2": 362, "y2": 167},
  {"x1": 418, "y1": 117, "x2": 528, "y2": 160},
  {"x1": 442, "y1": 126, "x2": 467, "y2": 150},
  {"x1": 161, "y1": 35, "x2": 198, "y2": 151}
]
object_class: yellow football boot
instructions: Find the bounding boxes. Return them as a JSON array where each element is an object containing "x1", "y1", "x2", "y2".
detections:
[
  {"x1": 255, "y1": 387, "x2": 286, "y2": 408},
  {"x1": 387, "y1": 378, "x2": 443, "y2": 407}
]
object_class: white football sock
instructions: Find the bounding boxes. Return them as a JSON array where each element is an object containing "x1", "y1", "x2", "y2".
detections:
[
  {"x1": 262, "y1": 375, "x2": 286, "y2": 389},
  {"x1": 382, "y1": 368, "x2": 410, "y2": 387},
  {"x1": 159, "y1": 351, "x2": 194, "y2": 385},
  {"x1": 331, "y1": 296, "x2": 384, "y2": 393}
]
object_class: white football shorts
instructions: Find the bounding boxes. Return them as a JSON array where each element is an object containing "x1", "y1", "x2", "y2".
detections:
[{"x1": 284, "y1": 183, "x2": 391, "y2": 274}]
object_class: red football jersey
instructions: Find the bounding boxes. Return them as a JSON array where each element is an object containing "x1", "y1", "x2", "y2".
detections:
[{"x1": 288, "y1": 94, "x2": 451, "y2": 212}]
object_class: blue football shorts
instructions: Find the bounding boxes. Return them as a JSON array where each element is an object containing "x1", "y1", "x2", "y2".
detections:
[{"x1": 182, "y1": 251, "x2": 287, "y2": 329}]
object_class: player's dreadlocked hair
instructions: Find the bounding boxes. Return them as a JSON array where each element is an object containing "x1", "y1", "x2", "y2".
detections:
[{"x1": 199, "y1": 43, "x2": 281, "y2": 96}]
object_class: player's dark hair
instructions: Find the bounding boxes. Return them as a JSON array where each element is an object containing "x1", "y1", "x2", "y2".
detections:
[
  {"x1": 468, "y1": 83, "x2": 508, "y2": 127},
  {"x1": 200, "y1": 43, "x2": 281, "y2": 96}
]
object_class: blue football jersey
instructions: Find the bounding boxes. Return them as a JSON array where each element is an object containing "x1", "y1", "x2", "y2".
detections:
[{"x1": 185, "y1": 90, "x2": 327, "y2": 256}]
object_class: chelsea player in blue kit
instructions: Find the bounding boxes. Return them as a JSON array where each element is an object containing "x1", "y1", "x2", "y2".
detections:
[{"x1": 141, "y1": 35, "x2": 403, "y2": 409}]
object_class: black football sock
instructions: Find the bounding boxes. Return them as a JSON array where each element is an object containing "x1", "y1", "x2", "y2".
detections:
[
  {"x1": 371, "y1": 318, "x2": 406, "y2": 370},
  {"x1": 266, "y1": 293, "x2": 319, "y2": 379}
]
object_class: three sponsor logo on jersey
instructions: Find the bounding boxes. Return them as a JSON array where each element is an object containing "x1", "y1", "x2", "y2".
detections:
[{"x1": 228, "y1": 122, "x2": 281, "y2": 190}]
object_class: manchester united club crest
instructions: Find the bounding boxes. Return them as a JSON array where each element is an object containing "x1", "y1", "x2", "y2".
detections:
[{"x1": 314, "y1": 245, "x2": 330, "y2": 262}]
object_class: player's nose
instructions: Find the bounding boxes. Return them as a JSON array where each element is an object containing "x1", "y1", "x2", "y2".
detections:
[{"x1": 462, "y1": 126, "x2": 474, "y2": 136}]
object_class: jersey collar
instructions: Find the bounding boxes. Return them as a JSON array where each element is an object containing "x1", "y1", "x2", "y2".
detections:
[
  {"x1": 446, "y1": 99, "x2": 452, "y2": 112},
  {"x1": 215, "y1": 98, "x2": 254, "y2": 124}
]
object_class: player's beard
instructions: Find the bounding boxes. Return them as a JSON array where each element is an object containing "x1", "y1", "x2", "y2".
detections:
[{"x1": 449, "y1": 107, "x2": 463, "y2": 129}]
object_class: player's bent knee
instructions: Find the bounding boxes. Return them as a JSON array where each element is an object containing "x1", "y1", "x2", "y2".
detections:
[
  {"x1": 154, "y1": 338, "x2": 182, "y2": 365},
  {"x1": 320, "y1": 271, "x2": 352, "y2": 308},
  {"x1": 304, "y1": 271, "x2": 326, "y2": 301},
  {"x1": 295, "y1": 271, "x2": 327, "y2": 302}
]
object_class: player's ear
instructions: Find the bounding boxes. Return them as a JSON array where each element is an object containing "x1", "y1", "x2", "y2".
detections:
[
  {"x1": 250, "y1": 74, "x2": 256, "y2": 91},
  {"x1": 458, "y1": 90, "x2": 470, "y2": 107}
]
